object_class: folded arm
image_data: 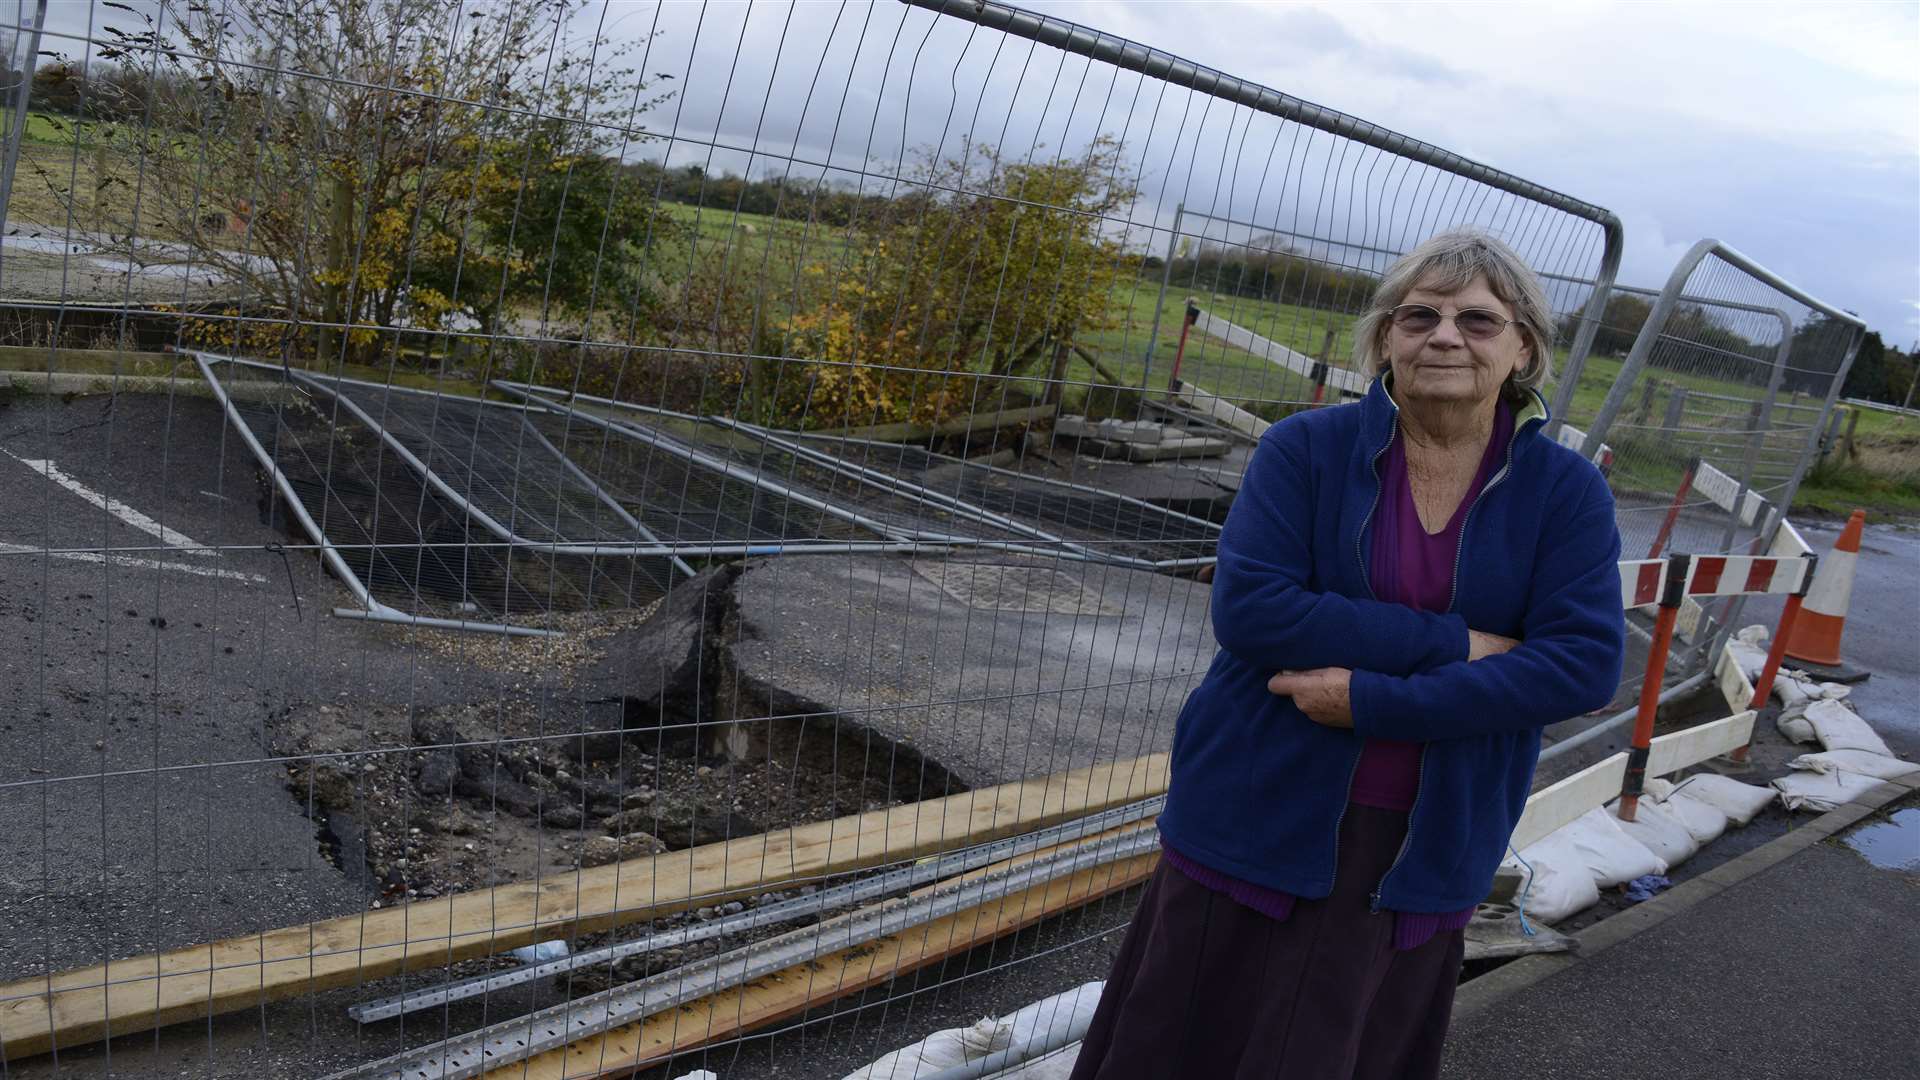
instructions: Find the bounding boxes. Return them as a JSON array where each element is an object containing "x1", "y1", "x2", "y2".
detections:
[
  {"x1": 1347, "y1": 471, "x2": 1626, "y2": 740},
  {"x1": 1211, "y1": 423, "x2": 1471, "y2": 677}
]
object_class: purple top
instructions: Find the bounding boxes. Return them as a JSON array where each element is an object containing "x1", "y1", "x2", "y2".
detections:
[{"x1": 1164, "y1": 399, "x2": 1513, "y2": 950}]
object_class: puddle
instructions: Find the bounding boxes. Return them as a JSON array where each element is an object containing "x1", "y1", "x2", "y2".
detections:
[{"x1": 1842, "y1": 808, "x2": 1920, "y2": 871}]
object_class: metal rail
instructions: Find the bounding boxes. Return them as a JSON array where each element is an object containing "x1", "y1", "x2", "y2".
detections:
[
  {"x1": 494, "y1": 383, "x2": 1192, "y2": 567},
  {"x1": 493, "y1": 382, "x2": 1224, "y2": 566},
  {"x1": 328, "y1": 826, "x2": 1162, "y2": 1080},
  {"x1": 252, "y1": 361, "x2": 692, "y2": 562},
  {"x1": 193, "y1": 354, "x2": 560, "y2": 637},
  {"x1": 348, "y1": 796, "x2": 1165, "y2": 1023}
]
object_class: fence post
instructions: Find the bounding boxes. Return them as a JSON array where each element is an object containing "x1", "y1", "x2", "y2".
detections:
[
  {"x1": 1657, "y1": 386, "x2": 1689, "y2": 451},
  {"x1": 0, "y1": 1, "x2": 48, "y2": 268},
  {"x1": 1166, "y1": 301, "x2": 1199, "y2": 393},
  {"x1": 1579, "y1": 240, "x2": 1718, "y2": 461},
  {"x1": 1309, "y1": 327, "x2": 1336, "y2": 404},
  {"x1": 1636, "y1": 379, "x2": 1660, "y2": 423},
  {"x1": 1620, "y1": 554, "x2": 1691, "y2": 823},
  {"x1": 1139, "y1": 202, "x2": 1183, "y2": 392},
  {"x1": 1819, "y1": 407, "x2": 1846, "y2": 464}
]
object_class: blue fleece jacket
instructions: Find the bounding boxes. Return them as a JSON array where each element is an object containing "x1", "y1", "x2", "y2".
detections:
[{"x1": 1156, "y1": 377, "x2": 1626, "y2": 914}]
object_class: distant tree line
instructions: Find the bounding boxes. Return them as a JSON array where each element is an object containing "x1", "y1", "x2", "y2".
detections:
[
  {"x1": 1160, "y1": 238, "x2": 1380, "y2": 312},
  {"x1": 24, "y1": 60, "x2": 198, "y2": 122},
  {"x1": 624, "y1": 161, "x2": 893, "y2": 228}
]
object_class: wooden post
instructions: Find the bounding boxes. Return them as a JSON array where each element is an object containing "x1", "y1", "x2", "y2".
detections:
[
  {"x1": 1166, "y1": 301, "x2": 1198, "y2": 393},
  {"x1": 1658, "y1": 386, "x2": 1688, "y2": 451},
  {"x1": 319, "y1": 170, "x2": 352, "y2": 365},
  {"x1": 1042, "y1": 339, "x2": 1071, "y2": 406},
  {"x1": 1636, "y1": 378, "x2": 1659, "y2": 423},
  {"x1": 1819, "y1": 407, "x2": 1846, "y2": 465},
  {"x1": 1841, "y1": 408, "x2": 1860, "y2": 461}
]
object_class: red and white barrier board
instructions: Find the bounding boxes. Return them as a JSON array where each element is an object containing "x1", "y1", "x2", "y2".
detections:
[
  {"x1": 1617, "y1": 552, "x2": 1812, "y2": 610},
  {"x1": 1683, "y1": 554, "x2": 1812, "y2": 598}
]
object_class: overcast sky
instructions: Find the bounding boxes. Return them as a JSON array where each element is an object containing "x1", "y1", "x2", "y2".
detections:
[
  {"x1": 604, "y1": 0, "x2": 1919, "y2": 342},
  {"x1": 1054, "y1": 0, "x2": 1920, "y2": 343},
  {"x1": 29, "y1": 0, "x2": 1919, "y2": 342}
]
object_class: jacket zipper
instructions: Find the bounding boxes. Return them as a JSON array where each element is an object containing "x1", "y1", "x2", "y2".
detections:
[
  {"x1": 1337, "y1": 403, "x2": 1400, "y2": 888},
  {"x1": 1370, "y1": 408, "x2": 1540, "y2": 912}
]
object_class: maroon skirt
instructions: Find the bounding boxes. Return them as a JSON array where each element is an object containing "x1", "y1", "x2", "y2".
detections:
[{"x1": 1069, "y1": 805, "x2": 1466, "y2": 1080}]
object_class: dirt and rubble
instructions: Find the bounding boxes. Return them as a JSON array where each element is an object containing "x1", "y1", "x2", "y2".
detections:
[{"x1": 265, "y1": 566, "x2": 972, "y2": 911}]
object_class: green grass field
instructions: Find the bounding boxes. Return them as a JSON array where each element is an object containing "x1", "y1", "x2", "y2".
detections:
[{"x1": 9, "y1": 135, "x2": 1913, "y2": 515}]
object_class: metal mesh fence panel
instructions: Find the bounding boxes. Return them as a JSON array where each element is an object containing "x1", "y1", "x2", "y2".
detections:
[
  {"x1": 1560, "y1": 241, "x2": 1864, "y2": 696},
  {"x1": 0, "y1": 1, "x2": 1865, "y2": 1077}
]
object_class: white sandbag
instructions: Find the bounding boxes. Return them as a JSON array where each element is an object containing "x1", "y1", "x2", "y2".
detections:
[
  {"x1": 1772, "y1": 672, "x2": 1816, "y2": 708},
  {"x1": 1658, "y1": 790, "x2": 1729, "y2": 845},
  {"x1": 1776, "y1": 703, "x2": 1818, "y2": 745},
  {"x1": 1640, "y1": 778, "x2": 1729, "y2": 844},
  {"x1": 1668, "y1": 773, "x2": 1775, "y2": 826},
  {"x1": 511, "y1": 940, "x2": 569, "y2": 964},
  {"x1": 1558, "y1": 806, "x2": 1668, "y2": 888},
  {"x1": 1772, "y1": 769, "x2": 1885, "y2": 812},
  {"x1": 1609, "y1": 801, "x2": 1699, "y2": 867},
  {"x1": 1804, "y1": 699, "x2": 1893, "y2": 756},
  {"x1": 843, "y1": 1017, "x2": 1008, "y2": 1078},
  {"x1": 1789, "y1": 748, "x2": 1918, "y2": 781},
  {"x1": 843, "y1": 982, "x2": 1103, "y2": 1080},
  {"x1": 1725, "y1": 639, "x2": 1768, "y2": 682},
  {"x1": 997, "y1": 1045, "x2": 1083, "y2": 1079},
  {"x1": 1734, "y1": 624, "x2": 1769, "y2": 647},
  {"x1": 1003, "y1": 982, "x2": 1104, "y2": 1057},
  {"x1": 1506, "y1": 835, "x2": 1603, "y2": 924},
  {"x1": 1817, "y1": 682, "x2": 1852, "y2": 701},
  {"x1": 671, "y1": 1073, "x2": 718, "y2": 1080}
]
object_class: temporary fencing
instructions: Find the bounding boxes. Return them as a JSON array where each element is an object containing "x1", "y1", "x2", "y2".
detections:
[
  {"x1": 1561, "y1": 242, "x2": 1866, "y2": 690},
  {"x1": 0, "y1": 0, "x2": 1869, "y2": 1077}
]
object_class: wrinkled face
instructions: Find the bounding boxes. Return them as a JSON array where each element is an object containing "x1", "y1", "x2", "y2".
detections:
[{"x1": 1383, "y1": 274, "x2": 1532, "y2": 409}]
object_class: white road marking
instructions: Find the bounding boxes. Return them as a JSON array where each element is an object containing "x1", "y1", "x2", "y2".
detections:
[
  {"x1": 0, "y1": 543, "x2": 268, "y2": 583},
  {"x1": 3, "y1": 450, "x2": 216, "y2": 556}
]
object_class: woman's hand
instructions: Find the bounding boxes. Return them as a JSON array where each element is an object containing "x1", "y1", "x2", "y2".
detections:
[
  {"x1": 1468, "y1": 630, "x2": 1520, "y2": 660},
  {"x1": 1267, "y1": 667, "x2": 1353, "y2": 728}
]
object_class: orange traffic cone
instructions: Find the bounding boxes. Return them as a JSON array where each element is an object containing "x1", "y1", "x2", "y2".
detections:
[{"x1": 1783, "y1": 508, "x2": 1865, "y2": 675}]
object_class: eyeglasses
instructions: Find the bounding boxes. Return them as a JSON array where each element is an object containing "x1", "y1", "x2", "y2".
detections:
[{"x1": 1388, "y1": 304, "x2": 1517, "y2": 341}]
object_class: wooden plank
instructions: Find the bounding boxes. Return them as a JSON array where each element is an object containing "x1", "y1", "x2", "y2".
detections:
[
  {"x1": 1716, "y1": 640, "x2": 1756, "y2": 712},
  {"x1": 0, "y1": 754, "x2": 1168, "y2": 1061},
  {"x1": 1056, "y1": 415, "x2": 1166, "y2": 443},
  {"x1": 817, "y1": 403, "x2": 1060, "y2": 444},
  {"x1": 1171, "y1": 380, "x2": 1270, "y2": 439},
  {"x1": 505, "y1": 849, "x2": 1161, "y2": 1079},
  {"x1": 1513, "y1": 711, "x2": 1757, "y2": 851},
  {"x1": 1189, "y1": 309, "x2": 1369, "y2": 394},
  {"x1": 0, "y1": 344, "x2": 164, "y2": 372},
  {"x1": 1647, "y1": 711, "x2": 1755, "y2": 778},
  {"x1": 1119, "y1": 435, "x2": 1231, "y2": 462},
  {"x1": 1510, "y1": 753, "x2": 1628, "y2": 851},
  {"x1": 1768, "y1": 517, "x2": 1813, "y2": 558}
]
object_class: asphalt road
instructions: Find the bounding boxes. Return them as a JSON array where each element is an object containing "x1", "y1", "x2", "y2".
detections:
[{"x1": 1443, "y1": 792, "x2": 1920, "y2": 1080}]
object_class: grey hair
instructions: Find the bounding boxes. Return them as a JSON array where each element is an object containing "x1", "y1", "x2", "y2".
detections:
[{"x1": 1352, "y1": 229, "x2": 1556, "y2": 399}]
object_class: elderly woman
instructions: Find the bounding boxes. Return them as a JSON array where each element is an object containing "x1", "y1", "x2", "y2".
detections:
[{"x1": 1070, "y1": 230, "x2": 1625, "y2": 1080}]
